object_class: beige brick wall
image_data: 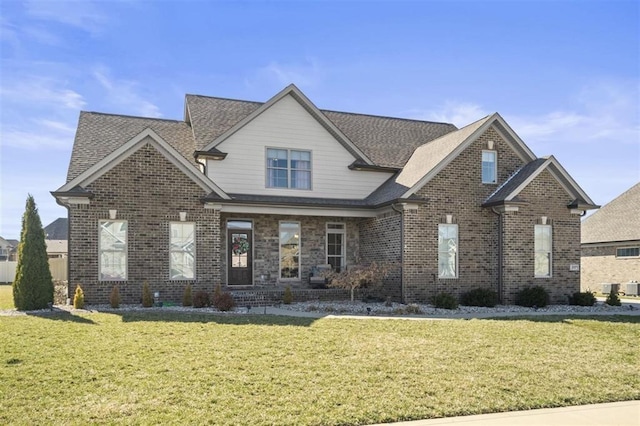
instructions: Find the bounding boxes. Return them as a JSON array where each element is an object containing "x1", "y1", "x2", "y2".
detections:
[{"x1": 581, "y1": 243, "x2": 640, "y2": 292}]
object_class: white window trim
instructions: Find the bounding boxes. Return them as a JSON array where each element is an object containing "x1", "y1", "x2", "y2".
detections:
[
  {"x1": 279, "y1": 220, "x2": 301, "y2": 281},
  {"x1": 482, "y1": 150, "x2": 497, "y2": 184},
  {"x1": 169, "y1": 222, "x2": 196, "y2": 281},
  {"x1": 99, "y1": 220, "x2": 128, "y2": 281},
  {"x1": 616, "y1": 247, "x2": 640, "y2": 258},
  {"x1": 534, "y1": 224, "x2": 552, "y2": 278},
  {"x1": 265, "y1": 147, "x2": 312, "y2": 190},
  {"x1": 326, "y1": 222, "x2": 346, "y2": 271},
  {"x1": 438, "y1": 223, "x2": 458, "y2": 279}
]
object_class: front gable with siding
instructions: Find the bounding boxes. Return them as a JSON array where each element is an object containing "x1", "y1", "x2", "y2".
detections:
[{"x1": 53, "y1": 84, "x2": 597, "y2": 306}]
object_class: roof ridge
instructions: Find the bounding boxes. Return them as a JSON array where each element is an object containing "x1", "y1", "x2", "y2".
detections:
[
  {"x1": 80, "y1": 111, "x2": 185, "y2": 124},
  {"x1": 185, "y1": 93, "x2": 263, "y2": 105}
]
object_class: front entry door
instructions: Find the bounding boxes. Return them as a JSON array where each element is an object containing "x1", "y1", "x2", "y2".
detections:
[{"x1": 227, "y1": 229, "x2": 253, "y2": 285}]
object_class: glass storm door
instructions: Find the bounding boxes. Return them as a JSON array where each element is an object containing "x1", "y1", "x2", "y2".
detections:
[{"x1": 227, "y1": 222, "x2": 253, "y2": 285}]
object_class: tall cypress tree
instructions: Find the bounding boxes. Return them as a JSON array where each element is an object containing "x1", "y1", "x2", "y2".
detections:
[{"x1": 12, "y1": 195, "x2": 54, "y2": 310}]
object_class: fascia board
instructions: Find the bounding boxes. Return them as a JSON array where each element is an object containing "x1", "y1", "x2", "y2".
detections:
[
  {"x1": 545, "y1": 156, "x2": 596, "y2": 206},
  {"x1": 491, "y1": 114, "x2": 537, "y2": 162},
  {"x1": 208, "y1": 203, "x2": 380, "y2": 218},
  {"x1": 400, "y1": 114, "x2": 497, "y2": 199},
  {"x1": 57, "y1": 128, "x2": 230, "y2": 200},
  {"x1": 201, "y1": 84, "x2": 374, "y2": 165},
  {"x1": 504, "y1": 158, "x2": 551, "y2": 201}
]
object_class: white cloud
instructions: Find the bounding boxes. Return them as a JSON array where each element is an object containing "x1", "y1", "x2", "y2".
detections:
[
  {"x1": 1, "y1": 127, "x2": 74, "y2": 151},
  {"x1": 0, "y1": 76, "x2": 86, "y2": 110},
  {"x1": 24, "y1": 0, "x2": 109, "y2": 34},
  {"x1": 409, "y1": 101, "x2": 490, "y2": 127},
  {"x1": 93, "y1": 66, "x2": 162, "y2": 118},
  {"x1": 22, "y1": 25, "x2": 62, "y2": 45},
  {"x1": 249, "y1": 58, "x2": 325, "y2": 90}
]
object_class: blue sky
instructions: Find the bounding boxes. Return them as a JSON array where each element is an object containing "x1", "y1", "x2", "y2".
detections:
[{"x1": 1, "y1": 0, "x2": 638, "y2": 240}]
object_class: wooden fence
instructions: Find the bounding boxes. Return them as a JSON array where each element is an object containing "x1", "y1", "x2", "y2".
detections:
[{"x1": 0, "y1": 258, "x2": 68, "y2": 283}]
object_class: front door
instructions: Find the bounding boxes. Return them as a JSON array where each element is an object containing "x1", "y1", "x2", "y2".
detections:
[{"x1": 227, "y1": 226, "x2": 253, "y2": 285}]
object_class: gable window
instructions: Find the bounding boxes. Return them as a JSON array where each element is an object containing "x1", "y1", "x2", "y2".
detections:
[
  {"x1": 617, "y1": 247, "x2": 639, "y2": 258},
  {"x1": 267, "y1": 148, "x2": 311, "y2": 189},
  {"x1": 280, "y1": 221, "x2": 300, "y2": 279},
  {"x1": 482, "y1": 150, "x2": 497, "y2": 184},
  {"x1": 326, "y1": 223, "x2": 346, "y2": 272},
  {"x1": 438, "y1": 224, "x2": 458, "y2": 278},
  {"x1": 170, "y1": 222, "x2": 195, "y2": 280},
  {"x1": 534, "y1": 224, "x2": 552, "y2": 277},
  {"x1": 99, "y1": 220, "x2": 127, "y2": 281}
]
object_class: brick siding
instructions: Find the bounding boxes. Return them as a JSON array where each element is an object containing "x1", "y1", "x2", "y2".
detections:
[{"x1": 581, "y1": 243, "x2": 640, "y2": 292}]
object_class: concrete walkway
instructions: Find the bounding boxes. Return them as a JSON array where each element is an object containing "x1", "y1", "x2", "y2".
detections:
[{"x1": 367, "y1": 400, "x2": 640, "y2": 426}]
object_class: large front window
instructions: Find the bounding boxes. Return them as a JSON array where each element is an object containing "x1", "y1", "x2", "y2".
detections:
[
  {"x1": 280, "y1": 221, "x2": 300, "y2": 279},
  {"x1": 170, "y1": 222, "x2": 195, "y2": 280},
  {"x1": 326, "y1": 223, "x2": 346, "y2": 272},
  {"x1": 267, "y1": 148, "x2": 311, "y2": 189},
  {"x1": 534, "y1": 224, "x2": 552, "y2": 277},
  {"x1": 99, "y1": 220, "x2": 127, "y2": 281},
  {"x1": 438, "y1": 224, "x2": 458, "y2": 278}
]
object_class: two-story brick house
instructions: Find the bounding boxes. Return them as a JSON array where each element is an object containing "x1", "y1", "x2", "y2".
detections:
[{"x1": 52, "y1": 84, "x2": 597, "y2": 305}]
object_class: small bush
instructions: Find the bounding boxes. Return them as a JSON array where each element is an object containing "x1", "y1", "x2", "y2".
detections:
[
  {"x1": 460, "y1": 288, "x2": 499, "y2": 307},
  {"x1": 515, "y1": 286, "x2": 550, "y2": 308},
  {"x1": 73, "y1": 285, "x2": 84, "y2": 309},
  {"x1": 282, "y1": 286, "x2": 293, "y2": 304},
  {"x1": 109, "y1": 285, "x2": 121, "y2": 308},
  {"x1": 432, "y1": 292, "x2": 458, "y2": 310},
  {"x1": 606, "y1": 289, "x2": 621, "y2": 306},
  {"x1": 568, "y1": 291, "x2": 596, "y2": 306},
  {"x1": 213, "y1": 292, "x2": 236, "y2": 311},
  {"x1": 141, "y1": 281, "x2": 153, "y2": 308},
  {"x1": 193, "y1": 291, "x2": 211, "y2": 308},
  {"x1": 182, "y1": 284, "x2": 193, "y2": 307}
]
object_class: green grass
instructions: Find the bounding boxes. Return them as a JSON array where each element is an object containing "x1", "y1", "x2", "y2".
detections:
[
  {"x1": 1, "y1": 311, "x2": 639, "y2": 425},
  {"x1": 0, "y1": 284, "x2": 13, "y2": 309}
]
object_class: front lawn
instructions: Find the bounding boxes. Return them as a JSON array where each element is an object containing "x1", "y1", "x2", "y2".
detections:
[
  {"x1": 1, "y1": 311, "x2": 639, "y2": 425},
  {"x1": 0, "y1": 284, "x2": 13, "y2": 309}
]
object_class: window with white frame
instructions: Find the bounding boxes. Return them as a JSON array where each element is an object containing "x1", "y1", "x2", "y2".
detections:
[
  {"x1": 279, "y1": 221, "x2": 300, "y2": 279},
  {"x1": 438, "y1": 224, "x2": 458, "y2": 278},
  {"x1": 170, "y1": 222, "x2": 195, "y2": 280},
  {"x1": 482, "y1": 150, "x2": 497, "y2": 184},
  {"x1": 326, "y1": 223, "x2": 346, "y2": 272},
  {"x1": 616, "y1": 247, "x2": 639, "y2": 258},
  {"x1": 99, "y1": 220, "x2": 127, "y2": 281},
  {"x1": 534, "y1": 224, "x2": 552, "y2": 277},
  {"x1": 266, "y1": 148, "x2": 311, "y2": 189}
]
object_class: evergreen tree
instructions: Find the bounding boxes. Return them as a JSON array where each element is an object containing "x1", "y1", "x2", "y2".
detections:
[{"x1": 12, "y1": 195, "x2": 54, "y2": 310}]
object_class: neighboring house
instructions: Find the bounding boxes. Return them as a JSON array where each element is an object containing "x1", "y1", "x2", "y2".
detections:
[
  {"x1": 44, "y1": 218, "x2": 68, "y2": 240},
  {"x1": 581, "y1": 183, "x2": 640, "y2": 293},
  {"x1": 45, "y1": 240, "x2": 68, "y2": 259},
  {"x1": 0, "y1": 237, "x2": 18, "y2": 261},
  {"x1": 52, "y1": 84, "x2": 597, "y2": 305}
]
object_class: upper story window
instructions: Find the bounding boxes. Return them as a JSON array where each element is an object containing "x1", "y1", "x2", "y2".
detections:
[
  {"x1": 616, "y1": 247, "x2": 639, "y2": 258},
  {"x1": 266, "y1": 148, "x2": 311, "y2": 190},
  {"x1": 482, "y1": 150, "x2": 497, "y2": 184},
  {"x1": 534, "y1": 224, "x2": 552, "y2": 277},
  {"x1": 99, "y1": 220, "x2": 127, "y2": 281}
]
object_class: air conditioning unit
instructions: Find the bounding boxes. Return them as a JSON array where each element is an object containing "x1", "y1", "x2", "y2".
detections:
[
  {"x1": 626, "y1": 281, "x2": 639, "y2": 297},
  {"x1": 601, "y1": 283, "x2": 620, "y2": 294}
]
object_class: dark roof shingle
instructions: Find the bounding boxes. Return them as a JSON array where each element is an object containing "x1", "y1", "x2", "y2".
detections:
[{"x1": 582, "y1": 182, "x2": 640, "y2": 244}]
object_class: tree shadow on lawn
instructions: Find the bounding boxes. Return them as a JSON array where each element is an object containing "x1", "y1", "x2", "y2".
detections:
[
  {"x1": 26, "y1": 309, "x2": 97, "y2": 325},
  {"x1": 486, "y1": 314, "x2": 640, "y2": 325},
  {"x1": 112, "y1": 310, "x2": 318, "y2": 327}
]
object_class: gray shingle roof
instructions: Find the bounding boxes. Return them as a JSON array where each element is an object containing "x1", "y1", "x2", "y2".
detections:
[
  {"x1": 67, "y1": 112, "x2": 195, "y2": 182},
  {"x1": 44, "y1": 218, "x2": 68, "y2": 240},
  {"x1": 483, "y1": 159, "x2": 547, "y2": 206},
  {"x1": 581, "y1": 182, "x2": 640, "y2": 244}
]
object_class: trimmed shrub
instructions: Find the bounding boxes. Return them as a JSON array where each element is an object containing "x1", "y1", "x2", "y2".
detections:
[
  {"x1": 141, "y1": 281, "x2": 153, "y2": 308},
  {"x1": 568, "y1": 291, "x2": 596, "y2": 306},
  {"x1": 193, "y1": 290, "x2": 211, "y2": 308},
  {"x1": 73, "y1": 285, "x2": 85, "y2": 309},
  {"x1": 109, "y1": 285, "x2": 121, "y2": 308},
  {"x1": 212, "y1": 284, "x2": 235, "y2": 311},
  {"x1": 432, "y1": 292, "x2": 458, "y2": 310},
  {"x1": 606, "y1": 289, "x2": 621, "y2": 306},
  {"x1": 282, "y1": 286, "x2": 293, "y2": 304},
  {"x1": 182, "y1": 284, "x2": 193, "y2": 307},
  {"x1": 460, "y1": 288, "x2": 499, "y2": 307},
  {"x1": 515, "y1": 286, "x2": 550, "y2": 308}
]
